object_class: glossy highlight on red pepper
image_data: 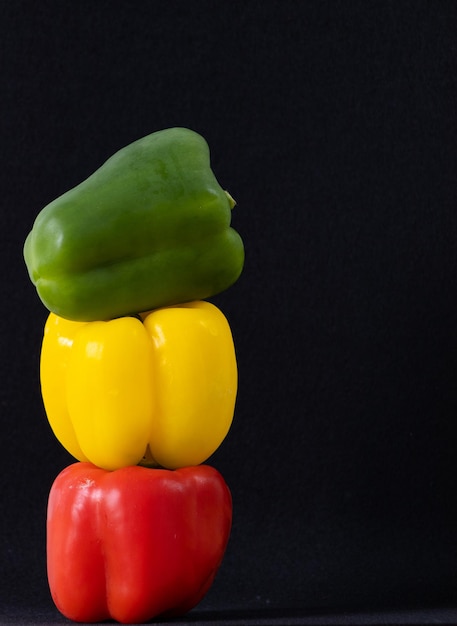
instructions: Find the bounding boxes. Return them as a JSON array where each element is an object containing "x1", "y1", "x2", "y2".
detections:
[{"x1": 47, "y1": 462, "x2": 232, "y2": 624}]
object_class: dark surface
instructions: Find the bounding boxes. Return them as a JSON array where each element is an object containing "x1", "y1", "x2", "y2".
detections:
[
  {"x1": 2, "y1": 0, "x2": 457, "y2": 623},
  {"x1": 3, "y1": 606, "x2": 457, "y2": 626}
]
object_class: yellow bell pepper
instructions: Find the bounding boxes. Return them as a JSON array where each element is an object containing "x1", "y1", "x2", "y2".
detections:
[{"x1": 40, "y1": 301, "x2": 237, "y2": 471}]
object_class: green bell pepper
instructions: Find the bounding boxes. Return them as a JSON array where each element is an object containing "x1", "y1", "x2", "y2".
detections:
[{"x1": 24, "y1": 127, "x2": 244, "y2": 321}]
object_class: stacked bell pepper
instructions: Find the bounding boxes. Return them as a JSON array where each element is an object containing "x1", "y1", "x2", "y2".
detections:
[{"x1": 24, "y1": 128, "x2": 244, "y2": 623}]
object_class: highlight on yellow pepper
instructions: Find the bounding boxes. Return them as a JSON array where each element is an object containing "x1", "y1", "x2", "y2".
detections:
[{"x1": 40, "y1": 301, "x2": 238, "y2": 471}]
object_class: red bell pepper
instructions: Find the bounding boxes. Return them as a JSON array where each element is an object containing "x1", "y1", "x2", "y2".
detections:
[{"x1": 47, "y1": 462, "x2": 232, "y2": 624}]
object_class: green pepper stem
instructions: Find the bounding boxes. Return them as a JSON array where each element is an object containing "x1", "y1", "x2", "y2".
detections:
[{"x1": 224, "y1": 190, "x2": 236, "y2": 209}]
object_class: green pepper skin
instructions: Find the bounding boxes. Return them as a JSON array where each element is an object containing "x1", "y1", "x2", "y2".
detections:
[{"x1": 24, "y1": 128, "x2": 244, "y2": 321}]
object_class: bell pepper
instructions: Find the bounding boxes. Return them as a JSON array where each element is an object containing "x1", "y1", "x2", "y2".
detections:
[
  {"x1": 47, "y1": 462, "x2": 232, "y2": 624},
  {"x1": 23, "y1": 127, "x2": 244, "y2": 322},
  {"x1": 40, "y1": 300, "x2": 237, "y2": 470}
]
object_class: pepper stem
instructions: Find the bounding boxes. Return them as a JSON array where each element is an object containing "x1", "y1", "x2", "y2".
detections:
[{"x1": 224, "y1": 190, "x2": 236, "y2": 209}]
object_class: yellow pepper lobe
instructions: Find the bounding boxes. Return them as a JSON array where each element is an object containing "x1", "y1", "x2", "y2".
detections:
[
  {"x1": 65, "y1": 317, "x2": 155, "y2": 470},
  {"x1": 40, "y1": 313, "x2": 89, "y2": 462},
  {"x1": 143, "y1": 301, "x2": 237, "y2": 469}
]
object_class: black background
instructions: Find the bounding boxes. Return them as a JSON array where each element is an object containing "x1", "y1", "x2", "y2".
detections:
[{"x1": 2, "y1": 1, "x2": 457, "y2": 624}]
